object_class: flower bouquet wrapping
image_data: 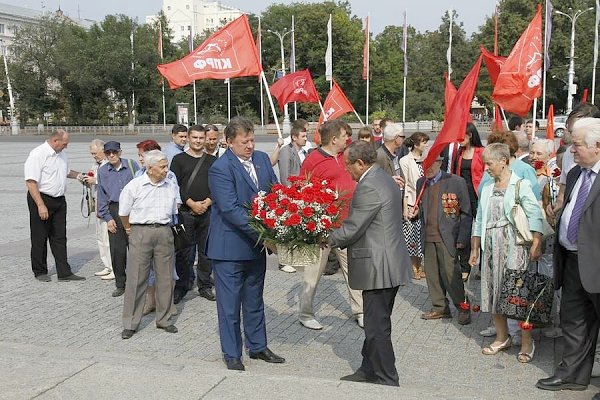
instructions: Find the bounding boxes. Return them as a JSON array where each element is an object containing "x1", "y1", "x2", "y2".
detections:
[{"x1": 249, "y1": 175, "x2": 343, "y2": 267}]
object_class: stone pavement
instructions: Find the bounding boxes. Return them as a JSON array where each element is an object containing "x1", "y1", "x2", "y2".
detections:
[{"x1": 0, "y1": 137, "x2": 598, "y2": 399}]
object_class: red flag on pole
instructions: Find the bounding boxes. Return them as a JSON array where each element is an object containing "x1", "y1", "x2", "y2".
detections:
[
  {"x1": 268, "y1": 69, "x2": 320, "y2": 109},
  {"x1": 422, "y1": 55, "x2": 482, "y2": 173},
  {"x1": 481, "y1": 45, "x2": 506, "y2": 87},
  {"x1": 546, "y1": 104, "x2": 555, "y2": 140},
  {"x1": 492, "y1": 5, "x2": 543, "y2": 116},
  {"x1": 582, "y1": 88, "x2": 589, "y2": 103},
  {"x1": 157, "y1": 15, "x2": 262, "y2": 89},
  {"x1": 362, "y1": 16, "x2": 369, "y2": 80},
  {"x1": 314, "y1": 80, "x2": 356, "y2": 144}
]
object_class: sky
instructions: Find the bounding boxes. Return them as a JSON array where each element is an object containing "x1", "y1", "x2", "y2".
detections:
[{"x1": 13, "y1": 0, "x2": 498, "y2": 35}]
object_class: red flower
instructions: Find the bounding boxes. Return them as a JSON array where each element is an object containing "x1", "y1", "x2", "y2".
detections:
[
  {"x1": 87, "y1": 171, "x2": 95, "y2": 177},
  {"x1": 251, "y1": 203, "x2": 259, "y2": 217},
  {"x1": 302, "y1": 206, "x2": 314, "y2": 218},
  {"x1": 259, "y1": 209, "x2": 267, "y2": 219},
  {"x1": 326, "y1": 205, "x2": 338, "y2": 216},
  {"x1": 459, "y1": 301, "x2": 470, "y2": 310},
  {"x1": 274, "y1": 208, "x2": 285, "y2": 216},
  {"x1": 519, "y1": 321, "x2": 534, "y2": 331},
  {"x1": 280, "y1": 198, "x2": 290, "y2": 207},
  {"x1": 552, "y1": 168, "x2": 561, "y2": 178},
  {"x1": 533, "y1": 160, "x2": 545, "y2": 170},
  {"x1": 306, "y1": 221, "x2": 316, "y2": 231},
  {"x1": 320, "y1": 218, "x2": 332, "y2": 230},
  {"x1": 288, "y1": 203, "x2": 299, "y2": 213},
  {"x1": 265, "y1": 192, "x2": 278, "y2": 202},
  {"x1": 264, "y1": 218, "x2": 276, "y2": 229},
  {"x1": 285, "y1": 213, "x2": 301, "y2": 226},
  {"x1": 471, "y1": 304, "x2": 480, "y2": 312}
]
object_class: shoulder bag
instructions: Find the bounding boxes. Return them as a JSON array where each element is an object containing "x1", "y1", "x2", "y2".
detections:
[{"x1": 512, "y1": 179, "x2": 533, "y2": 245}]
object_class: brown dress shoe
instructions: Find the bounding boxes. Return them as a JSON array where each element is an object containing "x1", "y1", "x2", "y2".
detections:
[{"x1": 421, "y1": 310, "x2": 452, "y2": 320}]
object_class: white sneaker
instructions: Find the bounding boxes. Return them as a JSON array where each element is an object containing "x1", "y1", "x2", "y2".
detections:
[
  {"x1": 279, "y1": 265, "x2": 297, "y2": 273},
  {"x1": 94, "y1": 268, "x2": 112, "y2": 276},
  {"x1": 479, "y1": 326, "x2": 496, "y2": 337},
  {"x1": 101, "y1": 271, "x2": 115, "y2": 280},
  {"x1": 356, "y1": 315, "x2": 364, "y2": 328},
  {"x1": 300, "y1": 318, "x2": 323, "y2": 330}
]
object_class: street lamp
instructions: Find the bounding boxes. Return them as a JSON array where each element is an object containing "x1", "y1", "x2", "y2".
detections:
[
  {"x1": 0, "y1": 40, "x2": 18, "y2": 135},
  {"x1": 267, "y1": 28, "x2": 294, "y2": 135},
  {"x1": 554, "y1": 7, "x2": 593, "y2": 114}
]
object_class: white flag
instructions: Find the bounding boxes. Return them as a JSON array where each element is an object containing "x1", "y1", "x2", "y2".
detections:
[{"x1": 325, "y1": 14, "x2": 332, "y2": 82}]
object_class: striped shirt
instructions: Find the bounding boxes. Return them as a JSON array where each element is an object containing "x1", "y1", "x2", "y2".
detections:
[{"x1": 118, "y1": 173, "x2": 179, "y2": 225}]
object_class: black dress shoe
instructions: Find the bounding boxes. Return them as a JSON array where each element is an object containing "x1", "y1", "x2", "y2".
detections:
[
  {"x1": 173, "y1": 289, "x2": 187, "y2": 304},
  {"x1": 121, "y1": 329, "x2": 135, "y2": 339},
  {"x1": 225, "y1": 358, "x2": 245, "y2": 371},
  {"x1": 340, "y1": 369, "x2": 376, "y2": 383},
  {"x1": 198, "y1": 288, "x2": 216, "y2": 301},
  {"x1": 112, "y1": 287, "x2": 125, "y2": 297},
  {"x1": 35, "y1": 274, "x2": 51, "y2": 282},
  {"x1": 157, "y1": 325, "x2": 178, "y2": 333},
  {"x1": 58, "y1": 274, "x2": 86, "y2": 281},
  {"x1": 536, "y1": 376, "x2": 587, "y2": 391},
  {"x1": 249, "y1": 347, "x2": 285, "y2": 363}
]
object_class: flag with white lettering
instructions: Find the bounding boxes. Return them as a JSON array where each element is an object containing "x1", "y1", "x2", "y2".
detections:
[{"x1": 157, "y1": 15, "x2": 262, "y2": 89}]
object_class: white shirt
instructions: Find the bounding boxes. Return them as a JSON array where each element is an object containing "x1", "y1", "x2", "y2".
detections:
[
  {"x1": 237, "y1": 155, "x2": 258, "y2": 185},
  {"x1": 24, "y1": 141, "x2": 69, "y2": 197},
  {"x1": 560, "y1": 146, "x2": 575, "y2": 185},
  {"x1": 558, "y1": 159, "x2": 600, "y2": 251},
  {"x1": 359, "y1": 165, "x2": 375, "y2": 182},
  {"x1": 118, "y1": 173, "x2": 179, "y2": 225}
]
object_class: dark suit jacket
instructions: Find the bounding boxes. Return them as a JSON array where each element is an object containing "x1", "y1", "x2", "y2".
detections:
[
  {"x1": 416, "y1": 172, "x2": 472, "y2": 258},
  {"x1": 206, "y1": 148, "x2": 278, "y2": 261},
  {"x1": 554, "y1": 165, "x2": 600, "y2": 293}
]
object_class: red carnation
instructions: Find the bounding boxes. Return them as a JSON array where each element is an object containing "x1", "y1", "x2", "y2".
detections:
[
  {"x1": 264, "y1": 218, "x2": 276, "y2": 229},
  {"x1": 459, "y1": 301, "x2": 470, "y2": 310},
  {"x1": 306, "y1": 221, "x2": 316, "y2": 231},
  {"x1": 519, "y1": 321, "x2": 534, "y2": 331},
  {"x1": 274, "y1": 208, "x2": 285, "y2": 216},
  {"x1": 288, "y1": 203, "x2": 299, "y2": 213},
  {"x1": 285, "y1": 213, "x2": 301, "y2": 226},
  {"x1": 87, "y1": 171, "x2": 95, "y2": 177},
  {"x1": 265, "y1": 193, "x2": 278, "y2": 202},
  {"x1": 533, "y1": 160, "x2": 545, "y2": 170},
  {"x1": 471, "y1": 304, "x2": 480, "y2": 312},
  {"x1": 320, "y1": 219, "x2": 332, "y2": 230},
  {"x1": 259, "y1": 209, "x2": 267, "y2": 219},
  {"x1": 302, "y1": 206, "x2": 314, "y2": 218},
  {"x1": 552, "y1": 168, "x2": 561, "y2": 178},
  {"x1": 326, "y1": 205, "x2": 338, "y2": 216}
]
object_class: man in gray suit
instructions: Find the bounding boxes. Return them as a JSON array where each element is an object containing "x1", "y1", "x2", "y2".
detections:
[
  {"x1": 329, "y1": 141, "x2": 411, "y2": 386},
  {"x1": 375, "y1": 122, "x2": 405, "y2": 189},
  {"x1": 415, "y1": 156, "x2": 472, "y2": 325},
  {"x1": 277, "y1": 125, "x2": 308, "y2": 185},
  {"x1": 537, "y1": 117, "x2": 600, "y2": 395}
]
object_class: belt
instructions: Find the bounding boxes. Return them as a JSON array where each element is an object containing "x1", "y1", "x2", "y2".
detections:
[{"x1": 131, "y1": 223, "x2": 169, "y2": 227}]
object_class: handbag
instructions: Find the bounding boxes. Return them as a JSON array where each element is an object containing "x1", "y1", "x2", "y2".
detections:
[
  {"x1": 496, "y1": 263, "x2": 554, "y2": 325},
  {"x1": 171, "y1": 214, "x2": 192, "y2": 252},
  {"x1": 512, "y1": 179, "x2": 533, "y2": 245}
]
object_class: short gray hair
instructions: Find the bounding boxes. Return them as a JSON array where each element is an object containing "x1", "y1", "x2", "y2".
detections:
[
  {"x1": 90, "y1": 139, "x2": 105, "y2": 150},
  {"x1": 572, "y1": 117, "x2": 600, "y2": 148},
  {"x1": 346, "y1": 141, "x2": 376, "y2": 165},
  {"x1": 515, "y1": 131, "x2": 530, "y2": 151},
  {"x1": 383, "y1": 123, "x2": 403, "y2": 141},
  {"x1": 531, "y1": 139, "x2": 553, "y2": 156},
  {"x1": 483, "y1": 143, "x2": 510, "y2": 164},
  {"x1": 144, "y1": 150, "x2": 167, "y2": 167}
]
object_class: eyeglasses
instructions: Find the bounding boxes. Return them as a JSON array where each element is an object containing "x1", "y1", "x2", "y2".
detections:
[{"x1": 104, "y1": 150, "x2": 119, "y2": 155}]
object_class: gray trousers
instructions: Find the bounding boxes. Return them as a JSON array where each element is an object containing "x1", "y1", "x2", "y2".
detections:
[
  {"x1": 423, "y1": 242, "x2": 466, "y2": 312},
  {"x1": 122, "y1": 225, "x2": 174, "y2": 330}
]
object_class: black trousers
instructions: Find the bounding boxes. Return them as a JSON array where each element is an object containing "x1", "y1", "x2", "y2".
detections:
[
  {"x1": 175, "y1": 210, "x2": 213, "y2": 292},
  {"x1": 360, "y1": 286, "x2": 400, "y2": 386},
  {"x1": 108, "y1": 202, "x2": 128, "y2": 289},
  {"x1": 555, "y1": 251, "x2": 600, "y2": 385},
  {"x1": 27, "y1": 192, "x2": 72, "y2": 278}
]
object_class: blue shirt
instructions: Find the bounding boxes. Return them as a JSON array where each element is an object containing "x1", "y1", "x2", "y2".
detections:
[
  {"x1": 164, "y1": 141, "x2": 185, "y2": 166},
  {"x1": 97, "y1": 158, "x2": 139, "y2": 221}
]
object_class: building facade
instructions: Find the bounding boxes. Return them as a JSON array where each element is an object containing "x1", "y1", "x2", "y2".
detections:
[{"x1": 0, "y1": 3, "x2": 42, "y2": 54}]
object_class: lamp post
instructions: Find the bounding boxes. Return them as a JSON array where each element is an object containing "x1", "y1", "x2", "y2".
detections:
[
  {"x1": 267, "y1": 28, "x2": 293, "y2": 135},
  {"x1": 554, "y1": 7, "x2": 593, "y2": 114},
  {"x1": 0, "y1": 40, "x2": 18, "y2": 135}
]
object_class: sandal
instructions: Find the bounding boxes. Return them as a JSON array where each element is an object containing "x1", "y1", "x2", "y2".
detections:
[
  {"x1": 517, "y1": 340, "x2": 535, "y2": 363},
  {"x1": 462, "y1": 271, "x2": 470, "y2": 282},
  {"x1": 419, "y1": 270, "x2": 427, "y2": 279},
  {"x1": 482, "y1": 336, "x2": 512, "y2": 355},
  {"x1": 412, "y1": 266, "x2": 420, "y2": 280}
]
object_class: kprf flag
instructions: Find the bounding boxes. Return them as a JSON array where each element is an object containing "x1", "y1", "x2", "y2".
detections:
[
  {"x1": 157, "y1": 15, "x2": 262, "y2": 89},
  {"x1": 546, "y1": 104, "x2": 555, "y2": 140},
  {"x1": 269, "y1": 69, "x2": 320, "y2": 109},
  {"x1": 362, "y1": 16, "x2": 369, "y2": 80},
  {"x1": 325, "y1": 14, "x2": 332, "y2": 82},
  {"x1": 492, "y1": 5, "x2": 543, "y2": 116},
  {"x1": 314, "y1": 80, "x2": 355, "y2": 144},
  {"x1": 401, "y1": 10, "x2": 408, "y2": 76},
  {"x1": 422, "y1": 55, "x2": 482, "y2": 172},
  {"x1": 481, "y1": 45, "x2": 506, "y2": 87}
]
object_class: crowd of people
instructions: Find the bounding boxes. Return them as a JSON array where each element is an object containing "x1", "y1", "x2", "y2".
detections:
[{"x1": 22, "y1": 104, "x2": 600, "y2": 394}]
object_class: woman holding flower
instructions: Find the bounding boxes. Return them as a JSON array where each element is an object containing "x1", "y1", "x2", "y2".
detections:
[{"x1": 469, "y1": 143, "x2": 543, "y2": 363}]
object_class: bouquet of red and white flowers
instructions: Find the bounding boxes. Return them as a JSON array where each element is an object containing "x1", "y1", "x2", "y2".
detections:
[{"x1": 249, "y1": 175, "x2": 344, "y2": 256}]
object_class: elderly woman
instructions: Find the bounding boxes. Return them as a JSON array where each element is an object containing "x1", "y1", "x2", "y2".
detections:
[
  {"x1": 469, "y1": 143, "x2": 543, "y2": 363},
  {"x1": 530, "y1": 139, "x2": 560, "y2": 213}
]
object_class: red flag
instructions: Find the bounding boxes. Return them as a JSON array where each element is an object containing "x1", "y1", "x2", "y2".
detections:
[
  {"x1": 268, "y1": 69, "x2": 320, "y2": 110},
  {"x1": 444, "y1": 72, "x2": 457, "y2": 119},
  {"x1": 582, "y1": 88, "x2": 589, "y2": 103},
  {"x1": 481, "y1": 45, "x2": 506, "y2": 87},
  {"x1": 494, "y1": 105, "x2": 503, "y2": 131},
  {"x1": 492, "y1": 5, "x2": 543, "y2": 116},
  {"x1": 546, "y1": 104, "x2": 555, "y2": 140},
  {"x1": 157, "y1": 15, "x2": 262, "y2": 89},
  {"x1": 314, "y1": 80, "x2": 355, "y2": 144},
  {"x1": 362, "y1": 17, "x2": 369, "y2": 80},
  {"x1": 422, "y1": 55, "x2": 482, "y2": 173}
]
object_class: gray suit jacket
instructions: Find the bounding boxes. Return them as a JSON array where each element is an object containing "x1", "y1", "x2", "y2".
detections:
[
  {"x1": 416, "y1": 172, "x2": 472, "y2": 258},
  {"x1": 555, "y1": 165, "x2": 600, "y2": 293},
  {"x1": 329, "y1": 165, "x2": 412, "y2": 290},
  {"x1": 278, "y1": 144, "x2": 302, "y2": 185}
]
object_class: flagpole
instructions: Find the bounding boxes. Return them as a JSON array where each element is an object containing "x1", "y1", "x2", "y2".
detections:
[
  {"x1": 159, "y1": 21, "x2": 166, "y2": 130},
  {"x1": 447, "y1": 8, "x2": 453, "y2": 78},
  {"x1": 258, "y1": 17, "x2": 264, "y2": 128},
  {"x1": 318, "y1": 100, "x2": 326, "y2": 121},
  {"x1": 325, "y1": 14, "x2": 333, "y2": 90},
  {"x1": 542, "y1": 0, "x2": 550, "y2": 118},
  {"x1": 402, "y1": 76, "x2": 407, "y2": 125},
  {"x1": 260, "y1": 71, "x2": 282, "y2": 138},
  {"x1": 593, "y1": 0, "x2": 599, "y2": 104},
  {"x1": 291, "y1": 15, "x2": 297, "y2": 120},
  {"x1": 501, "y1": 108, "x2": 509, "y2": 130},
  {"x1": 226, "y1": 79, "x2": 231, "y2": 121},
  {"x1": 365, "y1": 15, "x2": 370, "y2": 125},
  {"x1": 130, "y1": 29, "x2": 135, "y2": 129},
  {"x1": 533, "y1": 98, "x2": 538, "y2": 135},
  {"x1": 401, "y1": 10, "x2": 408, "y2": 127},
  {"x1": 353, "y1": 110, "x2": 365, "y2": 126}
]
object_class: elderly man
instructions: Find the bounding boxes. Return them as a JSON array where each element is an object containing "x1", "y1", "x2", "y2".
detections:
[
  {"x1": 206, "y1": 116, "x2": 284, "y2": 371},
  {"x1": 330, "y1": 141, "x2": 411, "y2": 386},
  {"x1": 164, "y1": 124, "x2": 188, "y2": 166},
  {"x1": 536, "y1": 118, "x2": 600, "y2": 395},
  {"x1": 515, "y1": 131, "x2": 532, "y2": 165},
  {"x1": 375, "y1": 122, "x2": 405, "y2": 188},
  {"x1": 24, "y1": 129, "x2": 86, "y2": 282},
  {"x1": 119, "y1": 150, "x2": 179, "y2": 339}
]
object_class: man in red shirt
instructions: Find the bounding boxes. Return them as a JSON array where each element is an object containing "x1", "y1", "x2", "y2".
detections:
[{"x1": 298, "y1": 120, "x2": 364, "y2": 330}]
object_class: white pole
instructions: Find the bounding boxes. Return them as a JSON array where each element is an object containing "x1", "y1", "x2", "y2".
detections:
[
  {"x1": 542, "y1": 0, "x2": 549, "y2": 118},
  {"x1": 447, "y1": 8, "x2": 453, "y2": 78},
  {"x1": 402, "y1": 75, "x2": 407, "y2": 125},
  {"x1": 501, "y1": 108, "x2": 509, "y2": 130},
  {"x1": 159, "y1": 21, "x2": 166, "y2": 130},
  {"x1": 1, "y1": 44, "x2": 18, "y2": 135},
  {"x1": 353, "y1": 109, "x2": 365, "y2": 126},
  {"x1": 260, "y1": 71, "x2": 282, "y2": 138},
  {"x1": 318, "y1": 100, "x2": 326, "y2": 121},
  {"x1": 365, "y1": 14, "x2": 370, "y2": 125},
  {"x1": 192, "y1": 81, "x2": 198, "y2": 125},
  {"x1": 191, "y1": 8, "x2": 197, "y2": 125},
  {"x1": 593, "y1": 1, "x2": 599, "y2": 104},
  {"x1": 226, "y1": 79, "x2": 231, "y2": 121},
  {"x1": 258, "y1": 17, "x2": 264, "y2": 128},
  {"x1": 130, "y1": 31, "x2": 135, "y2": 128},
  {"x1": 291, "y1": 15, "x2": 298, "y2": 120},
  {"x1": 532, "y1": 98, "x2": 538, "y2": 138}
]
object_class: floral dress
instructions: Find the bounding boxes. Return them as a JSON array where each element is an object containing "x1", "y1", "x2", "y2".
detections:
[{"x1": 480, "y1": 188, "x2": 529, "y2": 313}]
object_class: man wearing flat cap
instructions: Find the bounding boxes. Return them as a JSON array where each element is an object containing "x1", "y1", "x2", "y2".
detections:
[{"x1": 97, "y1": 141, "x2": 139, "y2": 297}]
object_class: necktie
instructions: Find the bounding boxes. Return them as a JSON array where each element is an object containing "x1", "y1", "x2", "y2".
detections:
[
  {"x1": 242, "y1": 160, "x2": 258, "y2": 187},
  {"x1": 567, "y1": 169, "x2": 593, "y2": 243}
]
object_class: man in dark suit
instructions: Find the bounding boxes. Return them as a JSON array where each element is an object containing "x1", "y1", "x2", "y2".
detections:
[
  {"x1": 329, "y1": 141, "x2": 412, "y2": 386},
  {"x1": 537, "y1": 117, "x2": 600, "y2": 395},
  {"x1": 206, "y1": 117, "x2": 285, "y2": 371},
  {"x1": 416, "y1": 157, "x2": 472, "y2": 324}
]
